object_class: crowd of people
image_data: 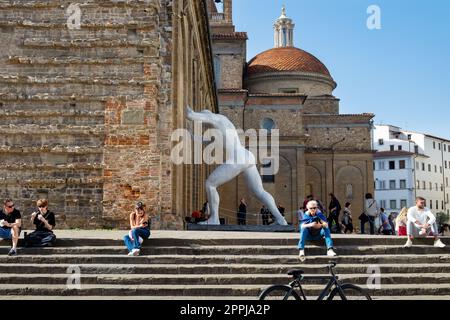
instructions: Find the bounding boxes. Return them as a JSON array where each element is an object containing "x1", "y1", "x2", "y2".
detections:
[
  {"x1": 294, "y1": 193, "x2": 448, "y2": 238},
  {"x1": 1, "y1": 193, "x2": 447, "y2": 258},
  {"x1": 297, "y1": 196, "x2": 447, "y2": 260},
  {"x1": 0, "y1": 198, "x2": 152, "y2": 257},
  {"x1": 186, "y1": 192, "x2": 449, "y2": 240}
]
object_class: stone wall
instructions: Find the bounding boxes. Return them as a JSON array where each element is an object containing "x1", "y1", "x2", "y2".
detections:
[
  {"x1": 245, "y1": 73, "x2": 336, "y2": 96},
  {"x1": 244, "y1": 95, "x2": 305, "y2": 137},
  {"x1": 212, "y1": 39, "x2": 246, "y2": 90},
  {"x1": 303, "y1": 95, "x2": 339, "y2": 114},
  {"x1": 0, "y1": 0, "x2": 217, "y2": 229},
  {"x1": 304, "y1": 114, "x2": 374, "y2": 151},
  {"x1": 305, "y1": 152, "x2": 375, "y2": 223}
]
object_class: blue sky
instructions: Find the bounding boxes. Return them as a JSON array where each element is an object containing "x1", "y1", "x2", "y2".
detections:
[{"x1": 231, "y1": 0, "x2": 450, "y2": 138}]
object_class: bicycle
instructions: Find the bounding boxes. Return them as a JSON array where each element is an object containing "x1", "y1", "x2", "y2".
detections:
[{"x1": 259, "y1": 262, "x2": 372, "y2": 300}]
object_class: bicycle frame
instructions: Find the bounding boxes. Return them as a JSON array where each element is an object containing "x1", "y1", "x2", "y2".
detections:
[
  {"x1": 288, "y1": 275, "x2": 339, "y2": 300},
  {"x1": 288, "y1": 263, "x2": 347, "y2": 300}
]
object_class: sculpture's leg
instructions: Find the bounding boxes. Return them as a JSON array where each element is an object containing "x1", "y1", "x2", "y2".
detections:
[
  {"x1": 243, "y1": 165, "x2": 288, "y2": 226},
  {"x1": 202, "y1": 163, "x2": 250, "y2": 225}
]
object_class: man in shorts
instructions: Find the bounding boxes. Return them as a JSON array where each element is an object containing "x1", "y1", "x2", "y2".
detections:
[{"x1": 0, "y1": 199, "x2": 22, "y2": 256}]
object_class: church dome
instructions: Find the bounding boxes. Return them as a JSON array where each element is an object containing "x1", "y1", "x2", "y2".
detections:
[
  {"x1": 246, "y1": 47, "x2": 331, "y2": 78},
  {"x1": 244, "y1": 6, "x2": 336, "y2": 96}
]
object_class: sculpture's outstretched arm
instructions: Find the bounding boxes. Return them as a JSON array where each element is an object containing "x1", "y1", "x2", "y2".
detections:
[
  {"x1": 186, "y1": 106, "x2": 217, "y2": 125},
  {"x1": 185, "y1": 106, "x2": 218, "y2": 144}
]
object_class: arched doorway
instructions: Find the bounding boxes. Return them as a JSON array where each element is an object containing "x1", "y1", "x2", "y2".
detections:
[{"x1": 336, "y1": 165, "x2": 364, "y2": 222}]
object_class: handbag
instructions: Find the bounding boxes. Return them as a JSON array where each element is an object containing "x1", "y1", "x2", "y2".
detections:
[{"x1": 358, "y1": 212, "x2": 369, "y2": 222}]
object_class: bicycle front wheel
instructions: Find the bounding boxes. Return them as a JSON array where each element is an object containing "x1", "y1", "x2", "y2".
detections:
[
  {"x1": 328, "y1": 284, "x2": 372, "y2": 300},
  {"x1": 259, "y1": 285, "x2": 301, "y2": 300}
]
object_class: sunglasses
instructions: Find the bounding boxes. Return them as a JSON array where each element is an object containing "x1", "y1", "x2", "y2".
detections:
[
  {"x1": 6, "y1": 205, "x2": 14, "y2": 208},
  {"x1": 309, "y1": 207, "x2": 318, "y2": 210},
  {"x1": 38, "y1": 205, "x2": 47, "y2": 208}
]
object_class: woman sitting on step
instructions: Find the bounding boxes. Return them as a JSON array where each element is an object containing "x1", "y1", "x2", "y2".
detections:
[{"x1": 123, "y1": 201, "x2": 150, "y2": 256}]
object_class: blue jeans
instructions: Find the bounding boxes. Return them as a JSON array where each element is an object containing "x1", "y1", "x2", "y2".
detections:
[
  {"x1": 361, "y1": 216, "x2": 375, "y2": 235},
  {"x1": 123, "y1": 228, "x2": 150, "y2": 252},
  {"x1": 298, "y1": 227, "x2": 334, "y2": 250}
]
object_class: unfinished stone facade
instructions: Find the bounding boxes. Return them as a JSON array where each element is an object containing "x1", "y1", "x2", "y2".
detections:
[
  {"x1": 210, "y1": 1, "x2": 375, "y2": 225},
  {"x1": 0, "y1": 0, "x2": 217, "y2": 229}
]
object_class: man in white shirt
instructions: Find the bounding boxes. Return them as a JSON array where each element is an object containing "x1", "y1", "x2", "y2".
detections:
[{"x1": 404, "y1": 197, "x2": 446, "y2": 248}]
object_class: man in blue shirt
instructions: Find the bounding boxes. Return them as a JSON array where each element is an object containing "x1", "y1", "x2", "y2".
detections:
[
  {"x1": 298, "y1": 200, "x2": 337, "y2": 261},
  {"x1": 379, "y1": 209, "x2": 393, "y2": 235}
]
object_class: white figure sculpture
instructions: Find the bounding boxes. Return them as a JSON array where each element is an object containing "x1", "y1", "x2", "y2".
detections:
[{"x1": 186, "y1": 106, "x2": 288, "y2": 226}]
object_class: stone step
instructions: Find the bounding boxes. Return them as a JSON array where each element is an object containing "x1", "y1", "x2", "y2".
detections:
[
  {"x1": 0, "y1": 263, "x2": 449, "y2": 275},
  {"x1": 0, "y1": 283, "x2": 449, "y2": 297},
  {"x1": 5, "y1": 295, "x2": 450, "y2": 300},
  {"x1": 2, "y1": 245, "x2": 449, "y2": 256},
  {"x1": 0, "y1": 232, "x2": 447, "y2": 299},
  {"x1": 0, "y1": 273, "x2": 448, "y2": 286},
  {"x1": 186, "y1": 224, "x2": 296, "y2": 232},
  {"x1": 3, "y1": 236, "x2": 449, "y2": 247},
  {"x1": 0, "y1": 254, "x2": 449, "y2": 265}
]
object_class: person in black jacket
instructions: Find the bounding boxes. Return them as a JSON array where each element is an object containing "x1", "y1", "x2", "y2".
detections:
[
  {"x1": 328, "y1": 193, "x2": 342, "y2": 233},
  {"x1": 237, "y1": 198, "x2": 247, "y2": 225},
  {"x1": 24, "y1": 199, "x2": 56, "y2": 247},
  {"x1": 260, "y1": 205, "x2": 270, "y2": 225}
]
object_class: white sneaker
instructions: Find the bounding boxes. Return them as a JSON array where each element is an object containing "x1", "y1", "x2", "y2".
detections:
[
  {"x1": 131, "y1": 248, "x2": 140, "y2": 256},
  {"x1": 327, "y1": 248, "x2": 337, "y2": 257},
  {"x1": 298, "y1": 250, "x2": 306, "y2": 261},
  {"x1": 127, "y1": 251, "x2": 135, "y2": 256},
  {"x1": 434, "y1": 239, "x2": 446, "y2": 248},
  {"x1": 404, "y1": 239, "x2": 413, "y2": 248}
]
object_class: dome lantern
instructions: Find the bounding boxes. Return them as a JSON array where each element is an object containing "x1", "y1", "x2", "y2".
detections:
[{"x1": 274, "y1": 5, "x2": 295, "y2": 48}]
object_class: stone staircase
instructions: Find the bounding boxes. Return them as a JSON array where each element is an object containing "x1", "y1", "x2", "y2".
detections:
[{"x1": 0, "y1": 231, "x2": 449, "y2": 300}]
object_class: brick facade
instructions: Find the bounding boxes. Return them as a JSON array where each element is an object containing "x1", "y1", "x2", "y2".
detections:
[{"x1": 0, "y1": 0, "x2": 217, "y2": 229}]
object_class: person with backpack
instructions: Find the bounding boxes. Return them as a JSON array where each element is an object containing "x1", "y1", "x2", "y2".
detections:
[
  {"x1": 379, "y1": 208, "x2": 393, "y2": 235},
  {"x1": 341, "y1": 202, "x2": 354, "y2": 234},
  {"x1": 360, "y1": 193, "x2": 378, "y2": 235}
]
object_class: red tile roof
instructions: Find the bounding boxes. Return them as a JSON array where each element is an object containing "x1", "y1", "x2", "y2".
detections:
[{"x1": 246, "y1": 47, "x2": 331, "y2": 77}]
